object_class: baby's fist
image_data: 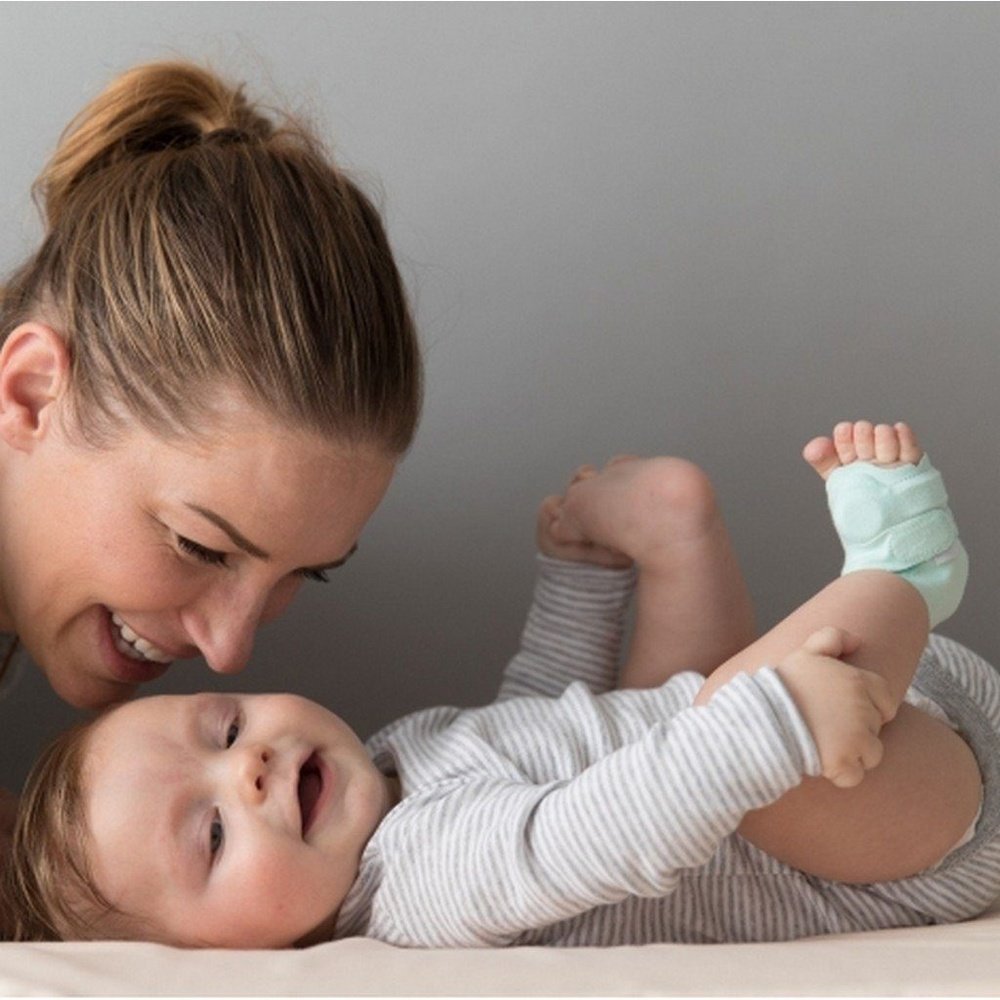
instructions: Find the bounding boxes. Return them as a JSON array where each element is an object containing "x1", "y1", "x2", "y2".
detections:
[{"x1": 777, "y1": 628, "x2": 898, "y2": 789}]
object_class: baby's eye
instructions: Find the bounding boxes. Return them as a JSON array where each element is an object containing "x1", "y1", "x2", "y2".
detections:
[
  {"x1": 177, "y1": 535, "x2": 228, "y2": 568},
  {"x1": 225, "y1": 718, "x2": 240, "y2": 748},
  {"x1": 209, "y1": 811, "x2": 225, "y2": 858}
]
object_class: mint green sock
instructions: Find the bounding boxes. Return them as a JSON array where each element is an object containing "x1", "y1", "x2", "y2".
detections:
[{"x1": 826, "y1": 454, "x2": 968, "y2": 628}]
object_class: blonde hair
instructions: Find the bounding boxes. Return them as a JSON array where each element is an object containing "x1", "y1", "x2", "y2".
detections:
[
  {"x1": 0, "y1": 60, "x2": 422, "y2": 449},
  {"x1": 2, "y1": 718, "x2": 114, "y2": 941}
]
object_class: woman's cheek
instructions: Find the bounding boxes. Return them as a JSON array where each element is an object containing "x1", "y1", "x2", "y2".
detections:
[{"x1": 261, "y1": 576, "x2": 303, "y2": 623}]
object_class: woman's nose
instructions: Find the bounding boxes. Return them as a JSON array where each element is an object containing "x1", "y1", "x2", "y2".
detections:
[
  {"x1": 181, "y1": 584, "x2": 269, "y2": 675},
  {"x1": 181, "y1": 576, "x2": 305, "y2": 675}
]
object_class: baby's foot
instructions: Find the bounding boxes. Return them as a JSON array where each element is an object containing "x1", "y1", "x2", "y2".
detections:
[
  {"x1": 537, "y1": 465, "x2": 633, "y2": 569},
  {"x1": 802, "y1": 421, "x2": 967, "y2": 628},
  {"x1": 539, "y1": 455, "x2": 721, "y2": 569},
  {"x1": 802, "y1": 421, "x2": 922, "y2": 480}
]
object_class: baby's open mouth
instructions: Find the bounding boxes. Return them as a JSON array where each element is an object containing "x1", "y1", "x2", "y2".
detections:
[{"x1": 298, "y1": 753, "x2": 323, "y2": 837}]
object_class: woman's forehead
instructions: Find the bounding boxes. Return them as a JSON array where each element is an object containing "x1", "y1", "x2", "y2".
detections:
[
  {"x1": 130, "y1": 413, "x2": 392, "y2": 497},
  {"x1": 114, "y1": 417, "x2": 395, "y2": 546}
]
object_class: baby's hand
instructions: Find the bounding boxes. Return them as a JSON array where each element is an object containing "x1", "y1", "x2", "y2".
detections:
[{"x1": 776, "y1": 627, "x2": 898, "y2": 789}]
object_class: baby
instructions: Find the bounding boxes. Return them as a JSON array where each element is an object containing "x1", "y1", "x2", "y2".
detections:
[{"x1": 5, "y1": 422, "x2": 998, "y2": 948}]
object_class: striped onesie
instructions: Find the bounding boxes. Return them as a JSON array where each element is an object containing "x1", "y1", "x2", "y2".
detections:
[{"x1": 333, "y1": 557, "x2": 1000, "y2": 947}]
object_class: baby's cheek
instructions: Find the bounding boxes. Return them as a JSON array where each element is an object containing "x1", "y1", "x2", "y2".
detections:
[{"x1": 222, "y1": 846, "x2": 328, "y2": 947}]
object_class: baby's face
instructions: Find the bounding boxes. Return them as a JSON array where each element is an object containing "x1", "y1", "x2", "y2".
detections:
[{"x1": 82, "y1": 692, "x2": 392, "y2": 947}]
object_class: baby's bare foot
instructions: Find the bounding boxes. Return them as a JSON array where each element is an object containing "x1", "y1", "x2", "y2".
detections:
[
  {"x1": 537, "y1": 490, "x2": 632, "y2": 568},
  {"x1": 802, "y1": 421, "x2": 922, "y2": 481},
  {"x1": 544, "y1": 455, "x2": 722, "y2": 568}
]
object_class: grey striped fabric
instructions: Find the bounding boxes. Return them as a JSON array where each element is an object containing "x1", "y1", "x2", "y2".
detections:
[{"x1": 334, "y1": 558, "x2": 1000, "y2": 947}]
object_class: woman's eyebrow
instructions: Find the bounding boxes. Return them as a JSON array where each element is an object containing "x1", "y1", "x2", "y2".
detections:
[
  {"x1": 183, "y1": 504, "x2": 360, "y2": 571},
  {"x1": 184, "y1": 504, "x2": 270, "y2": 559}
]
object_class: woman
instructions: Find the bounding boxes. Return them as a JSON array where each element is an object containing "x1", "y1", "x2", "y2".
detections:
[{"x1": 0, "y1": 58, "x2": 421, "y2": 824}]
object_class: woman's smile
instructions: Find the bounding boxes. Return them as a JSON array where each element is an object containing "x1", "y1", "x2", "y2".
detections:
[
  {"x1": 97, "y1": 608, "x2": 172, "y2": 687},
  {"x1": 109, "y1": 613, "x2": 173, "y2": 664}
]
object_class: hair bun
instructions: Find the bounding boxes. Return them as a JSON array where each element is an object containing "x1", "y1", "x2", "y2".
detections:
[
  {"x1": 35, "y1": 61, "x2": 272, "y2": 229},
  {"x1": 200, "y1": 126, "x2": 255, "y2": 146}
]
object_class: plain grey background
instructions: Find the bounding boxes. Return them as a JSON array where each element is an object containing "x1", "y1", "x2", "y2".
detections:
[{"x1": 1, "y1": 3, "x2": 998, "y2": 790}]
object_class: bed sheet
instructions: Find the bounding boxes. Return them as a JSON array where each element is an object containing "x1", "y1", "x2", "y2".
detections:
[{"x1": 2, "y1": 899, "x2": 999, "y2": 997}]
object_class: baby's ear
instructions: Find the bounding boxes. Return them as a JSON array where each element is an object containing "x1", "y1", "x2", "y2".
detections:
[{"x1": 0, "y1": 323, "x2": 71, "y2": 452}]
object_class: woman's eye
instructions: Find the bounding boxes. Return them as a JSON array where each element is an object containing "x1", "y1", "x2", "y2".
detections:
[
  {"x1": 296, "y1": 568, "x2": 330, "y2": 583},
  {"x1": 177, "y1": 535, "x2": 228, "y2": 567},
  {"x1": 209, "y1": 811, "x2": 225, "y2": 859},
  {"x1": 225, "y1": 719, "x2": 240, "y2": 748}
]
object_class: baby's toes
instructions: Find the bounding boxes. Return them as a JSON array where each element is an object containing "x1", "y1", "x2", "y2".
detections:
[
  {"x1": 895, "y1": 422, "x2": 923, "y2": 465},
  {"x1": 569, "y1": 464, "x2": 598, "y2": 487},
  {"x1": 802, "y1": 436, "x2": 841, "y2": 479},
  {"x1": 852, "y1": 421, "x2": 876, "y2": 461},
  {"x1": 874, "y1": 423, "x2": 901, "y2": 465},
  {"x1": 833, "y1": 422, "x2": 858, "y2": 465},
  {"x1": 603, "y1": 454, "x2": 641, "y2": 470}
]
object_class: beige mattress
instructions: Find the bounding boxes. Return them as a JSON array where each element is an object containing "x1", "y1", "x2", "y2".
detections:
[{"x1": 2, "y1": 899, "x2": 999, "y2": 996}]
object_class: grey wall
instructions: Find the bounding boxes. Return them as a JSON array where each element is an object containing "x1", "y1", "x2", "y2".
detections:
[{"x1": 2, "y1": 3, "x2": 999, "y2": 789}]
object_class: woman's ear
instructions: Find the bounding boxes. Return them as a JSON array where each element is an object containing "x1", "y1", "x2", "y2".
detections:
[{"x1": 0, "y1": 323, "x2": 71, "y2": 452}]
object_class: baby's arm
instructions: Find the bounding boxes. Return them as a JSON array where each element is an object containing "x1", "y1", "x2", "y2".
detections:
[
  {"x1": 375, "y1": 665, "x2": 823, "y2": 947},
  {"x1": 494, "y1": 470, "x2": 640, "y2": 702},
  {"x1": 496, "y1": 555, "x2": 634, "y2": 701}
]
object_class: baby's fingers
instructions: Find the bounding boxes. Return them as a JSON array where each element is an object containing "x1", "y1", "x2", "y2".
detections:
[
  {"x1": 826, "y1": 732, "x2": 886, "y2": 788},
  {"x1": 861, "y1": 670, "x2": 898, "y2": 725},
  {"x1": 801, "y1": 626, "x2": 861, "y2": 660}
]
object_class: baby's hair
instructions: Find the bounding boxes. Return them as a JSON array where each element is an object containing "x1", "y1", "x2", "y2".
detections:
[
  {"x1": 0, "y1": 59, "x2": 422, "y2": 451},
  {"x1": 2, "y1": 718, "x2": 115, "y2": 941}
]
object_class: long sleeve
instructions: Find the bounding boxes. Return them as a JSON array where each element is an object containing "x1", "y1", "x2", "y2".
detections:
[
  {"x1": 355, "y1": 667, "x2": 820, "y2": 947},
  {"x1": 497, "y1": 555, "x2": 635, "y2": 701}
]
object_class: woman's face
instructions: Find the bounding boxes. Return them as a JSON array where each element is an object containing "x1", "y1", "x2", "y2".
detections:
[{"x1": 0, "y1": 393, "x2": 396, "y2": 709}]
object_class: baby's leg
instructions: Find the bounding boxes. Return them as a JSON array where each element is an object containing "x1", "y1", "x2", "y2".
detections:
[
  {"x1": 698, "y1": 422, "x2": 980, "y2": 881},
  {"x1": 545, "y1": 456, "x2": 755, "y2": 686},
  {"x1": 729, "y1": 573, "x2": 980, "y2": 883}
]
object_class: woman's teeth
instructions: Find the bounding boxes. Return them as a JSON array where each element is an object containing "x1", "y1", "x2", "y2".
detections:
[{"x1": 110, "y1": 613, "x2": 172, "y2": 663}]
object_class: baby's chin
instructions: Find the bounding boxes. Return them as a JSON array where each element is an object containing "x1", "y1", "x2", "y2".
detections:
[
  {"x1": 293, "y1": 908, "x2": 341, "y2": 949},
  {"x1": 187, "y1": 909, "x2": 342, "y2": 949}
]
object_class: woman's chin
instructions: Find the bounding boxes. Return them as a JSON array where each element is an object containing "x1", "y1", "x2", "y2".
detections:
[{"x1": 44, "y1": 663, "x2": 137, "y2": 711}]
